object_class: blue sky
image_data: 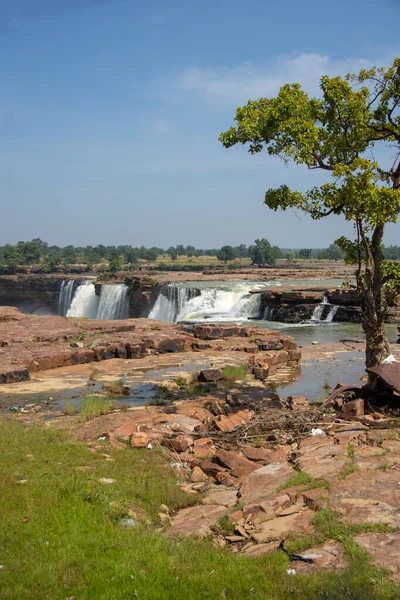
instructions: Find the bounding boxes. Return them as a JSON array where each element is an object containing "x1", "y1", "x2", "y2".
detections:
[{"x1": 1, "y1": 0, "x2": 400, "y2": 248}]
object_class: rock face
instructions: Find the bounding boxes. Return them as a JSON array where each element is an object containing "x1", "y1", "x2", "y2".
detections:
[
  {"x1": 0, "y1": 309, "x2": 301, "y2": 384},
  {"x1": 257, "y1": 287, "x2": 364, "y2": 324}
]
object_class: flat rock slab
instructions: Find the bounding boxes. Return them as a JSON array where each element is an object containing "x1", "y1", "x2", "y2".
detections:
[
  {"x1": 243, "y1": 540, "x2": 282, "y2": 556},
  {"x1": 331, "y1": 471, "x2": 400, "y2": 526},
  {"x1": 239, "y1": 462, "x2": 294, "y2": 505},
  {"x1": 165, "y1": 504, "x2": 229, "y2": 538},
  {"x1": 355, "y1": 532, "x2": 400, "y2": 580},
  {"x1": 202, "y1": 490, "x2": 238, "y2": 508},
  {"x1": 251, "y1": 510, "x2": 314, "y2": 543},
  {"x1": 293, "y1": 541, "x2": 347, "y2": 573}
]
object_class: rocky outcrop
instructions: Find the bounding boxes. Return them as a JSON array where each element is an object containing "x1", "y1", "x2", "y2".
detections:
[
  {"x1": 256, "y1": 287, "x2": 364, "y2": 323},
  {"x1": 0, "y1": 310, "x2": 301, "y2": 384}
]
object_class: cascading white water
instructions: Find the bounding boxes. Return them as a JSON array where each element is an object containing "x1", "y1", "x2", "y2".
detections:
[
  {"x1": 58, "y1": 280, "x2": 75, "y2": 316},
  {"x1": 311, "y1": 295, "x2": 338, "y2": 323},
  {"x1": 311, "y1": 295, "x2": 329, "y2": 322},
  {"x1": 66, "y1": 282, "x2": 129, "y2": 320},
  {"x1": 263, "y1": 306, "x2": 275, "y2": 321},
  {"x1": 67, "y1": 281, "x2": 99, "y2": 318},
  {"x1": 149, "y1": 283, "x2": 263, "y2": 323},
  {"x1": 149, "y1": 285, "x2": 200, "y2": 322},
  {"x1": 325, "y1": 305, "x2": 339, "y2": 323},
  {"x1": 97, "y1": 284, "x2": 129, "y2": 320}
]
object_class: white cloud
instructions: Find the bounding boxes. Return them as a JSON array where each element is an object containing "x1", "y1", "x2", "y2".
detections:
[{"x1": 177, "y1": 53, "x2": 374, "y2": 104}]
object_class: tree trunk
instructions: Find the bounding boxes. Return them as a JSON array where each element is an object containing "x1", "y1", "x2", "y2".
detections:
[{"x1": 361, "y1": 224, "x2": 390, "y2": 385}]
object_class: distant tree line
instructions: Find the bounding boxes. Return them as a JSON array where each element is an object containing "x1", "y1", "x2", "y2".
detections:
[{"x1": 1, "y1": 238, "x2": 399, "y2": 274}]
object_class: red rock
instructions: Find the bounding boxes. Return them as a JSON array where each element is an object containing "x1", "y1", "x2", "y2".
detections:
[
  {"x1": 341, "y1": 399, "x2": 365, "y2": 419},
  {"x1": 165, "y1": 504, "x2": 229, "y2": 538},
  {"x1": 354, "y1": 532, "x2": 400, "y2": 580},
  {"x1": 301, "y1": 488, "x2": 330, "y2": 510},
  {"x1": 294, "y1": 541, "x2": 347, "y2": 573},
  {"x1": 197, "y1": 460, "x2": 225, "y2": 478},
  {"x1": 170, "y1": 435, "x2": 193, "y2": 453},
  {"x1": 131, "y1": 432, "x2": 152, "y2": 448},
  {"x1": 229, "y1": 510, "x2": 243, "y2": 523},
  {"x1": 243, "y1": 540, "x2": 282, "y2": 556},
  {"x1": 193, "y1": 438, "x2": 216, "y2": 459},
  {"x1": 214, "y1": 449, "x2": 256, "y2": 472},
  {"x1": 215, "y1": 472, "x2": 237, "y2": 487},
  {"x1": 287, "y1": 395, "x2": 309, "y2": 409},
  {"x1": 190, "y1": 466, "x2": 208, "y2": 483},
  {"x1": 202, "y1": 490, "x2": 238, "y2": 508},
  {"x1": 241, "y1": 446, "x2": 274, "y2": 463},
  {"x1": 198, "y1": 369, "x2": 224, "y2": 382},
  {"x1": 239, "y1": 462, "x2": 294, "y2": 505},
  {"x1": 251, "y1": 510, "x2": 314, "y2": 543}
]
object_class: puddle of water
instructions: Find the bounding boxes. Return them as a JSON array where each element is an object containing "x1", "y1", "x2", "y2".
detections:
[{"x1": 276, "y1": 351, "x2": 365, "y2": 402}]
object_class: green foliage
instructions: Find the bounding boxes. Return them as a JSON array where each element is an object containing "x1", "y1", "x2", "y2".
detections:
[
  {"x1": 249, "y1": 238, "x2": 276, "y2": 266},
  {"x1": 1, "y1": 421, "x2": 399, "y2": 599},
  {"x1": 279, "y1": 470, "x2": 330, "y2": 491},
  {"x1": 217, "y1": 245, "x2": 236, "y2": 263},
  {"x1": 222, "y1": 365, "x2": 248, "y2": 381},
  {"x1": 220, "y1": 58, "x2": 400, "y2": 368},
  {"x1": 79, "y1": 395, "x2": 115, "y2": 421}
]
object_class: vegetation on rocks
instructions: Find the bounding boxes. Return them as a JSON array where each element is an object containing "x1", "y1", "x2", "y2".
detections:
[{"x1": 1, "y1": 419, "x2": 399, "y2": 599}]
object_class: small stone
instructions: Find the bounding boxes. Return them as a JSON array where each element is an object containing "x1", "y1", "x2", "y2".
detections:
[
  {"x1": 190, "y1": 466, "x2": 208, "y2": 483},
  {"x1": 159, "y1": 504, "x2": 169, "y2": 514},
  {"x1": 120, "y1": 518, "x2": 137, "y2": 528},
  {"x1": 98, "y1": 477, "x2": 116, "y2": 485}
]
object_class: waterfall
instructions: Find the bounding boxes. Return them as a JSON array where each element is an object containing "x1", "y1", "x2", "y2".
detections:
[
  {"x1": 149, "y1": 285, "x2": 200, "y2": 322},
  {"x1": 149, "y1": 283, "x2": 263, "y2": 323},
  {"x1": 97, "y1": 284, "x2": 129, "y2": 320},
  {"x1": 66, "y1": 282, "x2": 129, "y2": 320},
  {"x1": 325, "y1": 305, "x2": 339, "y2": 323},
  {"x1": 263, "y1": 306, "x2": 275, "y2": 321},
  {"x1": 311, "y1": 295, "x2": 338, "y2": 323},
  {"x1": 58, "y1": 280, "x2": 75, "y2": 316}
]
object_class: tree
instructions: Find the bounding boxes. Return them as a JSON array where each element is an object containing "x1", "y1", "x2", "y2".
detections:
[
  {"x1": 318, "y1": 244, "x2": 345, "y2": 261},
  {"x1": 220, "y1": 58, "x2": 400, "y2": 374},
  {"x1": 167, "y1": 247, "x2": 178, "y2": 261},
  {"x1": 299, "y1": 248, "x2": 312, "y2": 259},
  {"x1": 108, "y1": 249, "x2": 122, "y2": 273},
  {"x1": 249, "y1": 239, "x2": 276, "y2": 266},
  {"x1": 286, "y1": 251, "x2": 297, "y2": 263},
  {"x1": 217, "y1": 245, "x2": 235, "y2": 263},
  {"x1": 2, "y1": 245, "x2": 23, "y2": 273}
]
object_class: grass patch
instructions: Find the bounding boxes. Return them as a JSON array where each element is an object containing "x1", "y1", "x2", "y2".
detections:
[
  {"x1": 222, "y1": 365, "x2": 248, "y2": 382},
  {"x1": 279, "y1": 470, "x2": 330, "y2": 491},
  {"x1": 64, "y1": 400, "x2": 78, "y2": 416},
  {"x1": 88, "y1": 364, "x2": 102, "y2": 381},
  {"x1": 339, "y1": 442, "x2": 358, "y2": 480},
  {"x1": 79, "y1": 395, "x2": 116, "y2": 421},
  {"x1": 103, "y1": 379, "x2": 129, "y2": 397},
  {"x1": 213, "y1": 515, "x2": 236, "y2": 536},
  {"x1": 0, "y1": 420, "x2": 399, "y2": 600}
]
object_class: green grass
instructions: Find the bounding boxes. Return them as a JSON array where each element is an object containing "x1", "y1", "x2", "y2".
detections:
[
  {"x1": 222, "y1": 365, "x2": 248, "y2": 382},
  {"x1": 279, "y1": 470, "x2": 331, "y2": 491},
  {"x1": 79, "y1": 395, "x2": 116, "y2": 421},
  {"x1": 64, "y1": 400, "x2": 78, "y2": 416},
  {"x1": 0, "y1": 419, "x2": 399, "y2": 600}
]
